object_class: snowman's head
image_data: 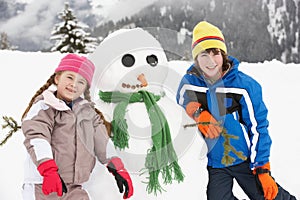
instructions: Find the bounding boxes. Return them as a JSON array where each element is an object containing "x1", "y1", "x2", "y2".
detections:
[{"x1": 89, "y1": 28, "x2": 169, "y2": 96}]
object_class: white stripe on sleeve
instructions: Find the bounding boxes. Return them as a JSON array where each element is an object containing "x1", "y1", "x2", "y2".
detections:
[
  {"x1": 23, "y1": 101, "x2": 49, "y2": 121},
  {"x1": 30, "y1": 138, "x2": 53, "y2": 161}
]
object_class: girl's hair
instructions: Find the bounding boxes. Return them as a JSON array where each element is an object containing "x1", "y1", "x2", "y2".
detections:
[
  {"x1": 83, "y1": 86, "x2": 112, "y2": 136},
  {"x1": 21, "y1": 73, "x2": 56, "y2": 120},
  {"x1": 21, "y1": 72, "x2": 112, "y2": 136},
  {"x1": 194, "y1": 48, "x2": 232, "y2": 72}
]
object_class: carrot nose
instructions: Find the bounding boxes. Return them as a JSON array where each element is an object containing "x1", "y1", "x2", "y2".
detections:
[{"x1": 137, "y1": 73, "x2": 148, "y2": 87}]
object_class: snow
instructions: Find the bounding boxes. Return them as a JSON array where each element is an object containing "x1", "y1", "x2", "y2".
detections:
[{"x1": 0, "y1": 50, "x2": 299, "y2": 199}]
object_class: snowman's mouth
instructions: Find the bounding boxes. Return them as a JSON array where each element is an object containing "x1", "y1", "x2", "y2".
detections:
[
  {"x1": 121, "y1": 83, "x2": 143, "y2": 90},
  {"x1": 121, "y1": 73, "x2": 148, "y2": 90}
]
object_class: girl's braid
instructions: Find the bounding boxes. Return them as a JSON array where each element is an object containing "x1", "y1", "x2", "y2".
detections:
[
  {"x1": 84, "y1": 89, "x2": 112, "y2": 137},
  {"x1": 21, "y1": 73, "x2": 56, "y2": 120}
]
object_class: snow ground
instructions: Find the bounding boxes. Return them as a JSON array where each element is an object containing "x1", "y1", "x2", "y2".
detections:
[{"x1": 0, "y1": 51, "x2": 299, "y2": 199}]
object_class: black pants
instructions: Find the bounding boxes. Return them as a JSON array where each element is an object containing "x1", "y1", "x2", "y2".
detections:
[{"x1": 207, "y1": 161, "x2": 296, "y2": 200}]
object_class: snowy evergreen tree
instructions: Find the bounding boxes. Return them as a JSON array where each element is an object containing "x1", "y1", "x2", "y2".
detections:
[
  {"x1": 50, "y1": 2, "x2": 99, "y2": 54},
  {"x1": 0, "y1": 32, "x2": 12, "y2": 50}
]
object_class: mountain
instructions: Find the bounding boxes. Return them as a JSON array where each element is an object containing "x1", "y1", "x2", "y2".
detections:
[
  {"x1": 1, "y1": 0, "x2": 300, "y2": 64},
  {"x1": 0, "y1": 0, "x2": 26, "y2": 20},
  {"x1": 93, "y1": 0, "x2": 300, "y2": 63}
]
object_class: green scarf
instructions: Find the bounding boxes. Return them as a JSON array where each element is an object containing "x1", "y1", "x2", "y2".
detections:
[{"x1": 99, "y1": 90, "x2": 184, "y2": 194}]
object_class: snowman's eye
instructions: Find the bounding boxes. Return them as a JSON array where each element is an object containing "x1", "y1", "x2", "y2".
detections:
[
  {"x1": 146, "y1": 54, "x2": 158, "y2": 67},
  {"x1": 122, "y1": 54, "x2": 135, "y2": 67}
]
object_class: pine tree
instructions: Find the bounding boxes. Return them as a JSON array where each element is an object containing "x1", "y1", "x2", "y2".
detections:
[
  {"x1": 50, "y1": 2, "x2": 99, "y2": 54},
  {"x1": 0, "y1": 32, "x2": 11, "y2": 50}
]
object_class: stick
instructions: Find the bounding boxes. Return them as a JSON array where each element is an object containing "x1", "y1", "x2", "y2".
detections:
[
  {"x1": 0, "y1": 116, "x2": 21, "y2": 146},
  {"x1": 183, "y1": 121, "x2": 220, "y2": 129}
]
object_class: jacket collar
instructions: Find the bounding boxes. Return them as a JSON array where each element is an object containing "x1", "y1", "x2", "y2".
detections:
[
  {"x1": 42, "y1": 90, "x2": 89, "y2": 111},
  {"x1": 42, "y1": 90, "x2": 70, "y2": 111}
]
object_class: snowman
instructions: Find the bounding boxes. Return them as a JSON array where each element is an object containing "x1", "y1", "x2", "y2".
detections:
[{"x1": 85, "y1": 28, "x2": 208, "y2": 199}]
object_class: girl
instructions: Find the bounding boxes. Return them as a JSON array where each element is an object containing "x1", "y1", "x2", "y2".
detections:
[
  {"x1": 176, "y1": 21, "x2": 296, "y2": 200},
  {"x1": 21, "y1": 53, "x2": 133, "y2": 199}
]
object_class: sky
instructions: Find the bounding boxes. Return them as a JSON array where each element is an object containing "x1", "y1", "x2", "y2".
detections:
[
  {"x1": 0, "y1": 50, "x2": 299, "y2": 199},
  {"x1": 16, "y1": 0, "x2": 34, "y2": 3},
  {"x1": 91, "y1": 0, "x2": 159, "y2": 23}
]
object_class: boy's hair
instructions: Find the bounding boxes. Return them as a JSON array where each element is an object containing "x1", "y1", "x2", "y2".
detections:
[{"x1": 21, "y1": 72, "x2": 112, "y2": 136}]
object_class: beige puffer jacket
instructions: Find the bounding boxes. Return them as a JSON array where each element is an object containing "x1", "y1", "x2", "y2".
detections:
[{"x1": 22, "y1": 90, "x2": 116, "y2": 184}]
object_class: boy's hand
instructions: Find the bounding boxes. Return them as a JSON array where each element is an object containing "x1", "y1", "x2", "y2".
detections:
[
  {"x1": 195, "y1": 110, "x2": 222, "y2": 139},
  {"x1": 186, "y1": 102, "x2": 221, "y2": 139},
  {"x1": 253, "y1": 162, "x2": 278, "y2": 200}
]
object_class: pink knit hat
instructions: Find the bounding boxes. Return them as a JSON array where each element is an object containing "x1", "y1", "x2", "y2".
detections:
[{"x1": 55, "y1": 54, "x2": 95, "y2": 85}]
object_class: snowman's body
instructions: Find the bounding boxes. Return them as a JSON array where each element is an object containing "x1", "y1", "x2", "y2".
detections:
[{"x1": 84, "y1": 28, "x2": 208, "y2": 199}]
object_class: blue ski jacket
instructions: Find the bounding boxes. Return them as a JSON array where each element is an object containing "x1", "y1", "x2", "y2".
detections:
[{"x1": 176, "y1": 56, "x2": 271, "y2": 169}]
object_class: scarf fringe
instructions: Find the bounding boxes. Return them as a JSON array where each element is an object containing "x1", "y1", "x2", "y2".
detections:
[
  {"x1": 111, "y1": 119, "x2": 129, "y2": 150},
  {"x1": 143, "y1": 162, "x2": 185, "y2": 195},
  {"x1": 111, "y1": 101, "x2": 130, "y2": 150},
  {"x1": 145, "y1": 170, "x2": 165, "y2": 195},
  {"x1": 144, "y1": 146, "x2": 185, "y2": 194}
]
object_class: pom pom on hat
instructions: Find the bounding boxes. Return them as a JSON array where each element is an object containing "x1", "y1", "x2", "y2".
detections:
[
  {"x1": 192, "y1": 21, "x2": 227, "y2": 59},
  {"x1": 55, "y1": 54, "x2": 95, "y2": 85}
]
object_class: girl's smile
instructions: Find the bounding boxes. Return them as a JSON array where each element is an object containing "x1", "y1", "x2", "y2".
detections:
[{"x1": 55, "y1": 71, "x2": 87, "y2": 103}]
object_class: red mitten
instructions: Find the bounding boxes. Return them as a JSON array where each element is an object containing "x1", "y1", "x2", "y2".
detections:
[
  {"x1": 107, "y1": 157, "x2": 133, "y2": 199},
  {"x1": 37, "y1": 159, "x2": 63, "y2": 196},
  {"x1": 186, "y1": 102, "x2": 221, "y2": 139},
  {"x1": 253, "y1": 162, "x2": 278, "y2": 200}
]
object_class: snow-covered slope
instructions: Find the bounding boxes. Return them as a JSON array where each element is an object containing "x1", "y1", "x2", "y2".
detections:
[{"x1": 0, "y1": 51, "x2": 299, "y2": 199}]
